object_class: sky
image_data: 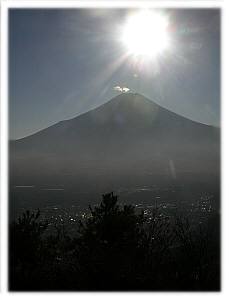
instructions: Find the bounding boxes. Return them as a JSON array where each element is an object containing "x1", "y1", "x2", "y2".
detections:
[{"x1": 9, "y1": 8, "x2": 220, "y2": 140}]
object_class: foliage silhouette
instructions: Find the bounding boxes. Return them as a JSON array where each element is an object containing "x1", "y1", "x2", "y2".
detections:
[
  {"x1": 9, "y1": 192, "x2": 220, "y2": 291},
  {"x1": 10, "y1": 210, "x2": 48, "y2": 289}
]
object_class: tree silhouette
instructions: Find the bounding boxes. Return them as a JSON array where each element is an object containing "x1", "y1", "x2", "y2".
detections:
[
  {"x1": 73, "y1": 192, "x2": 145, "y2": 289},
  {"x1": 9, "y1": 192, "x2": 220, "y2": 291},
  {"x1": 9, "y1": 210, "x2": 48, "y2": 290}
]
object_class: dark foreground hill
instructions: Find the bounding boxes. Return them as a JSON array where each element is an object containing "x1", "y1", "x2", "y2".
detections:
[{"x1": 10, "y1": 192, "x2": 220, "y2": 291}]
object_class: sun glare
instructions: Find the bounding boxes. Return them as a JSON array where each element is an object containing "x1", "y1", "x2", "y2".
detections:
[{"x1": 122, "y1": 10, "x2": 170, "y2": 58}]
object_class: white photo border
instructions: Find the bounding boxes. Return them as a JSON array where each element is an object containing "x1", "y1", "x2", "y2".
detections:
[{"x1": 1, "y1": 1, "x2": 228, "y2": 299}]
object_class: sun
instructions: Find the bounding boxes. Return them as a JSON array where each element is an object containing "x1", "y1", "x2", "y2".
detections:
[{"x1": 122, "y1": 10, "x2": 170, "y2": 58}]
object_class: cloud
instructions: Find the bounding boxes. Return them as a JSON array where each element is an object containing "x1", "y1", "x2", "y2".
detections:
[
  {"x1": 113, "y1": 86, "x2": 123, "y2": 92},
  {"x1": 122, "y1": 87, "x2": 130, "y2": 93},
  {"x1": 113, "y1": 86, "x2": 130, "y2": 93}
]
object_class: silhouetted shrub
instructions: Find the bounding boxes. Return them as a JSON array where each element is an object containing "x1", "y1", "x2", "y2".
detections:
[
  {"x1": 9, "y1": 210, "x2": 48, "y2": 290},
  {"x1": 9, "y1": 192, "x2": 220, "y2": 291}
]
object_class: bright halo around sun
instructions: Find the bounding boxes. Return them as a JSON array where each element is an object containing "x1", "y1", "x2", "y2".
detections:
[{"x1": 122, "y1": 10, "x2": 170, "y2": 58}]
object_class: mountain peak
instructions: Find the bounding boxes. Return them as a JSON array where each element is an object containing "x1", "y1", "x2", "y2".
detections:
[
  {"x1": 88, "y1": 92, "x2": 160, "y2": 127},
  {"x1": 110, "y1": 92, "x2": 157, "y2": 106}
]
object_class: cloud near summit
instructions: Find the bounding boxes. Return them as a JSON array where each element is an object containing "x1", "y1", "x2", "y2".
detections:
[{"x1": 113, "y1": 86, "x2": 130, "y2": 93}]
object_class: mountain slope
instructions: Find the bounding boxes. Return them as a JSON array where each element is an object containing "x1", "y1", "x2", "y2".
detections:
[{"x1": 10, "y1": 93, "x2": 220, "y2": 187}]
